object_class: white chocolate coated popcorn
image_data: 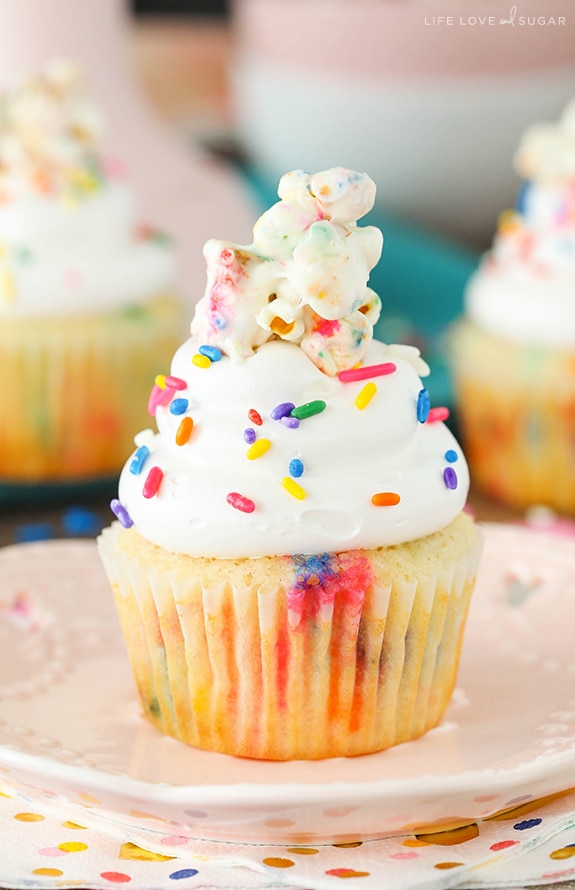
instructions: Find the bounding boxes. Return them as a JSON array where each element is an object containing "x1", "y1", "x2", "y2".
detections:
[{"x1": 191, "y1": 167, "x2": 383, "y2": 375}]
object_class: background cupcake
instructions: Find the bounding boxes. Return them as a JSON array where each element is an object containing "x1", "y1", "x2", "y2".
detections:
[
  {"x1": 450, "y1": 99, "x2": 575, "y2": 514},
  {"x1": 98, "y1": 168, "x2": 481, "y2": 761},
  {"x1": 0, "y1": 59, "x2": 184, "y2": 484}
]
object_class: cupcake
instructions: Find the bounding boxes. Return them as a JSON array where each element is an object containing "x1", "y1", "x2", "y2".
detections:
[
  {"x1": 450, "y1": 100, "x2": 575, "y2": 513},
  {"x1": 98, "y1": 167, "x2": 482, "y2": 760},
  {"x1": 0, "y1": 59, "x2": 184, "y2": 483}
]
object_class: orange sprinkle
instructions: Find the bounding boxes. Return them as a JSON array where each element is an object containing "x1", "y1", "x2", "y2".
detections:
[
  {"x1": 176, "y1": 416, "x2": 194, "y2": 445},
  {"x1": 371, "y1": 492, "x2": 401, "y2": 507}
]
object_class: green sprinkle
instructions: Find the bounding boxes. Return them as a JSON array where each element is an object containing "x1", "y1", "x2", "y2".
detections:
[{"x1": 291, "y1": 400, "x2": 326, "y2": 420}]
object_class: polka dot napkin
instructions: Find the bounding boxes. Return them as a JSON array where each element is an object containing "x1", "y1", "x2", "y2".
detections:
[{"x1": 2, "y1": 782, "x2": 575, "y2": 889}]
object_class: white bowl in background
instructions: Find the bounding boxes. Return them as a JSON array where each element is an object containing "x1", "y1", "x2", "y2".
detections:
[{"x1": 231, "y1": 0, "x2": 575, "y2": 247}]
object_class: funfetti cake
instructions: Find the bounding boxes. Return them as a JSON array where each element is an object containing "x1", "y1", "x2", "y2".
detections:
[
  {"x1": 0, "y1": 59, "x2": 184, "y2": 483},
  {"x1": 98, "y1": 167, "x2": 482, "y2": 761},
  {"x1": 450, "y1": 99, "x2": 575, "y2": 513}
]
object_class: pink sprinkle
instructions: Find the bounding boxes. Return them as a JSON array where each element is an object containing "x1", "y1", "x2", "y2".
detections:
[
  {"x1": 428, "y1": 406, "x2": 450, "y2": 423},
  {"x1": 147, "y1": 383, "x2": 172, "y2": 416},
  {"x1": 226, "y1": 492, "x2": 255, "y2": 513},
  {"x1": 165, "y1": 375, "x2": 187, "y2": 391},
  {"x1": 338, "y1": 362, "x2": 396, "y2": 383},
  {"x1": 143, "y1": 466, "x2": 164, "y2": 498}
]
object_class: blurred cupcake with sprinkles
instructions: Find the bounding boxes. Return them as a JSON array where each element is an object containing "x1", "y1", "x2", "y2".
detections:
[
  {"x1": 0, "y1": 59, "x2": 183, "y2": 484},
  {"x1": 450, "y1": 99, "x2": 575, "y2": 514},
  {"x1": 98, "y1": 166, "x2": 482, "y2": 761}
]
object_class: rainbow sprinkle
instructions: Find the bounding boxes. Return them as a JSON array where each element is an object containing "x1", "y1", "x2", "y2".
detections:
[
  {"x1": 143, "y1": 466, "x2": 163, "y2": 498},
  {"x1": 129, "y1": 444, "x2": 150, "y2": 476},
  {"x1": 443, "y1": 467, "x2": 458, "y2": 490},
  {"x1": 416, "y1": 388, "x2": 430, "y2": 423},
  {"x1": 289, "y1": 458, "x2": 304, "y2": 478},
  {"x1": 371, "y1": 492, "x2": 401, "y2": 507},
  {"x1": 198, "y1": 344, "x2": 222, "y2": 362},
  {"x1": 110, "y1": 498, "x2": 133, "y2": 528},
  {"x1": 271, "y1": 401, "x2": 295, "y2": 421},
  {"x1": 248, "y1": 408, "x2": 263, "y2": 426},
  {"x1": 192, "y1": 353, "x2": 211, "y2": 369},
  {"x1": 169, "y1": 398, "x2": 188, "y2": 415},
  {"x1": 282, "y1": 477, "x2": 306, "y2": 499},
  {"x1": 226, "y1": 491, "x2": 256, "y2": 513},
  {"x1": 291, "y1": 400, "x2": 326, "y2": 420},
  {"x1": 428, "y1": 406, "x2": 450, "y2": 423},
  {"x1": 355, "y1": 382, "x2": 377, "y2": 410},
  {"x1": 165, "y1": 375, "x2": 187, "y2": 391},
  {"x1": 338, "y1": 362, "x2": 396, "y2": 382},
  {"x1": 147, "y1": 382, "x2": 172, "y2": 416},
  {"x1": 281, "y1": 415, "x2": 300, "y2": 429},
  {"x1": 246, "y1": 438, "x2": 271, "y2": 460},
  {"x1": 175, "y1": 416, "x2": 194, "y2": 445},
  {"x1": 445, "y1": 449, "x2": 458, "y2": 463},
  {"x1": 243, "y1": 428, "x2": 256, "y2": 444}
]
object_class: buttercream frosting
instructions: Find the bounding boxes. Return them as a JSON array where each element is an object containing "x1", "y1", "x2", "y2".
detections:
[
  {"x1": 113, "y1": 167, "x2": 469, "y2": 558},
  {"x1": 465, "y1": 99, "x2": 575, "y2": 346},
  {"x1": 0, "y1": 59, "x2": 174, "y2": 316}
]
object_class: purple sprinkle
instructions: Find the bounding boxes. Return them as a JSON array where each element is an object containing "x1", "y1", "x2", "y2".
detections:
[
  {"x1": 281, "y1": 415, "x2": 300, "y2": 429},
  {"x1": 110, "y1": 498, "x2": 134, "y2": 528},
  {"x1": 271, "y1": 401, "x2": 295, "y2": 421},
  {"x1": 443, "y1": 467, "x2": 458, "y2": 490},
  {"x1": 243, "y1": 427, "x2": 256, "y2": 444}
]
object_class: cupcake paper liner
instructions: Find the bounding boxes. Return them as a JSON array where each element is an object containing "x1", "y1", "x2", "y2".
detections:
[
  {"x1": 0, "y1": 294, "x2": 184, "y2": 481},
  {"x1": 451, "y1": 320, "x2": 575, "y2": 513},
  {"x1": 98, "y1": 520, "x2": 482, "y2": 761}
]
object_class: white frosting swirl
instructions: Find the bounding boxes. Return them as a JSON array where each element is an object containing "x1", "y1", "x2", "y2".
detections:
[
  {"x1": 465, "y1": 99, "x2": 575, "y2": 346},
  {"x1": 117, "y1": 337, "x2": 467, "y2": 558},
  {"x1": 114, "y1": 167, "x2": 468, "y2": 558},
  {"x1": 0, "y1": 59, "x2": 174, "y2": 316}
]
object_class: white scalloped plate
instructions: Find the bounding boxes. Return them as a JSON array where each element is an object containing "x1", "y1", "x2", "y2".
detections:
[{"x1": 0, "y1": 524, "x2": 574, "y2": 844}]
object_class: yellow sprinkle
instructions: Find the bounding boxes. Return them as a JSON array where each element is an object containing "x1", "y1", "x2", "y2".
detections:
[
  {"x1": 192, "y1": 353, "x2": 211, "y2": 369},
  {"x1": 246, "y1": 438, "x2": 271, "y2": 460},
  {"x1": 355, "y1": 382, "x2": 377, "y2": 410},
  {"x1": 282, "y1": 476, "x2": 306, "y2": 499},
  {"x1": 154, "y1": 374, "x2": 167, "y2": 388}
]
